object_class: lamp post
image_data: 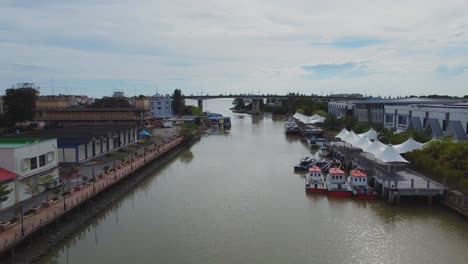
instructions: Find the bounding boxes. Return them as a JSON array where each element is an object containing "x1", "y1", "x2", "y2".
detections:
[
  {"x1": 20, "y1": 203, "x2": 24, "y2": 236},
  {"x1": 62, "y1": 183, "x2": 66, "y2": 211},
  {"x1": 114, "y1": 161, "x2": 117, "y2": 181},
  {"x1": 92, "y1": 167, "x2": 96, "y2": 194}
]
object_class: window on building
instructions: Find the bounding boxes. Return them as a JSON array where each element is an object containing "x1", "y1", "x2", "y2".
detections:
[
  {"x1": 442, "y1": 120, "x2": 448, "y2": 131},
  {"x1": 30, "y1": 157, "x2": 38, "y2": 170},
  {"x1": 39, "y1": 155, "x2": 46, "y2": 167},
  {"x1": 466, "y1": 122, "x2": 468, "y2": 135},
  {"x1": 157, "y1": 107, "x2": 162, "y2": 110},
  {"x1": 398, "y1": 115, "x2": 407, "y2": 125},
  {"x1": 385, "y1": 114, "x2": 393, "y2": 123}
]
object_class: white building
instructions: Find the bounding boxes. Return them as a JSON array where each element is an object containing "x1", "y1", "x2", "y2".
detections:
[
  {"x1": 328, "y1": 101, "x2": 354, "y2": 119},
  {"x1": 384, "y1": 104, "x2": 468, "y2": 140},
  {"x1": 149, "y1": 94, "x2": 172, "y2": 119},
  {"x1": 0, "y1": 138, "x2": 59, "y2": 208},
  {"x1": 19, "y1": 126, "x2": 138, "y2": 163}
]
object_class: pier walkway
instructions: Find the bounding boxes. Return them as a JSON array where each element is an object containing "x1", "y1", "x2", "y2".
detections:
[
  {"x1": 0, "y1": 136, "x2": 183, "y2": 255},
  {"x1": 330, "y1": 141, "x2": 446, "y2": 203}
]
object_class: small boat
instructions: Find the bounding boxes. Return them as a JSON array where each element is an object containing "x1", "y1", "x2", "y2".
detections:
[
  {"x1": 294, "y1": 157, "x2": 316, "y2": 172},
  {"x1": 347, "y1": 169, "x2": 378, "y2": 200},
  {"x1": 318, "y1": 146, "x2": 329, "y2": 157},
  {"x1": 285, "y1": 118, "x2": 300, "y2": 134},
  {"x1": 305, "y1": 165, "x2": 327, "y2": 193},
  {"x1": 326, "y1": 167, "x2": 352, "y2": 197},
  {"x1": 307, "y1": 136, "x2": 318, "y2": 149}
]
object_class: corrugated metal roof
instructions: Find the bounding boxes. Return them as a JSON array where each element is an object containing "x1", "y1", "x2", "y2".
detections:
[
  {"x1": 424, "y1": 119, "x2": 443, "y2": 137},
  {"x1": 444, "y1": 121, "x2": 468, "y2": 141}
]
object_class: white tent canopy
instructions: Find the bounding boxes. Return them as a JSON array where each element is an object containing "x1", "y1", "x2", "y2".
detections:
[
  {"x1": 293, "y1": 112, "x2": 326, "y2": 124},
  {"x1": 335, "y1": 128, "x2": 349, "y2": 139},
  {"x1": 354, "y1": 136, "x2": 372, "y2": 150},
  {"x1": 375, "y1": 145, "x2": 409, "y2": 163},
  {"x1": 393, "y1": 138, "x2": 425, "y2": 154},
  {"x1": 342, "y1": 131, "x2": 361, "y2": 146},
  {"x1": 358, "y1": 128, "x2": 378, "y2": 141},
  {"x1": 363, "y1": 139, "x2": 387, "y2": 157},
  {"x1": 310, "y1": 116, "x2": 326, "y2": 123}
]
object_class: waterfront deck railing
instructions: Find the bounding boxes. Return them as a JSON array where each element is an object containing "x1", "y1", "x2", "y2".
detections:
[{"x1": 0, "y1": 136, "x2": 184, "y2": 255}]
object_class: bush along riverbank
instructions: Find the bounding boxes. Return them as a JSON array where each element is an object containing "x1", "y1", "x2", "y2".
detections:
[{"x1": 0, "y1": 136, "x2": 187, "y2": 263}]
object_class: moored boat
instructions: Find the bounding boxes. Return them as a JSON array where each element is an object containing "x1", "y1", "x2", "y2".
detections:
[
  {"x1": 305, "y1": 165, "x2": 327, "y2": 193},
  {"x1": 318, "y1": 146, "x2": 329, "y2": 157},
  {"x1": 347, "y1": 169, "x2": 378, "y2": 200},
  {"x1": 326, "y1": 167, "x2": 352, "y2": 197},
  {"x1": 294, "y1": 157, "x2": 315, "y2": 172}
]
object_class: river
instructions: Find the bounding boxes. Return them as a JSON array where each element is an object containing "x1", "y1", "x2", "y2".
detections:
[{"x1": 39, "y1": 99, "x2": 468, "y2": 264}]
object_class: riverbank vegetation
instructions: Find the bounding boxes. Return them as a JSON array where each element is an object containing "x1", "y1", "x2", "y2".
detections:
[
  {"x1": 232, "y1": 96, "x2": 327, "y2": 116},
  {"x1": 405, "y1": 139, "x2": 468, "y2": 193}
]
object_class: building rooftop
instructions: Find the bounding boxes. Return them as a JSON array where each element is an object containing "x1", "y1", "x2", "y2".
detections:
[
  {"x1": 11, "y1": 126, "x2": 136, "y2": 145},
  {"x1": 353, "y1": 97, "x2": 465, "y2": 105},
  {"x1": 0, "y1": 137, "x2": 51, "y2": 148},
  {"x1": 0, "y1": 167, "x2": 17, "y2": 182}
]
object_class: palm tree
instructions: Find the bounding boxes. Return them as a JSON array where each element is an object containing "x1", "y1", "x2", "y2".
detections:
[{"x1": 0, "y1": 183, "x2": 13, "y2": 223}]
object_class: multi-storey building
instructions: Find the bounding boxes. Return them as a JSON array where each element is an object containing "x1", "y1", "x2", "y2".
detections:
[
  {"x1": 384, "y1": 104, "x2": 468, "y2": 140},
  {"x1": 35, "y1": 96, "x2": 150, "y2": 127},
  {"x1": 0, "y1": 138, "x2": 59, "y2": 208},
  {"x1": 149, "y1": 94, "x2": 172, "y2": 119},
  {"x1": 328, "y1": 101, "x2": 355, "y2": 119}
]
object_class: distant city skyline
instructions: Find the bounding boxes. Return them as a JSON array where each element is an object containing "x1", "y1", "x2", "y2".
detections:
[{"x1": 1, "y1": 0, "x2": 468, "y2": 97}]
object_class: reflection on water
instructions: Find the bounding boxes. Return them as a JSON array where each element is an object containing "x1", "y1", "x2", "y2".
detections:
[
  {"x1": 179, "y1": 150, "x2": 194, "y2": 164},
  {"x1": 39, "y1": 99, "x2": 468, "y2": 264}
]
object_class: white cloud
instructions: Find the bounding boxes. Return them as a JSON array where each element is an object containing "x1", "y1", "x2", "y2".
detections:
[{"x1": 1, "y1": 0, "x2": 468, "y2": 96}]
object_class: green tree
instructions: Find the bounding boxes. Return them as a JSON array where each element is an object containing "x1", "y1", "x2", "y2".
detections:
[
  {"x1": 3, "y1": 87, "x2": 39, "y2": 125},
  {"x1": 0, "y1": 183, "x2": 12, "y2": 223},
  {"x1": 172, "y1": 89, "x2": 185, "y2": 115},
  {"x1": 24, "y1": 178, "x2": 40, "y2": 208},
  {"x1": 38, "y1": 175, "x2": 55, "y2": 200},
  {"x1": 232, "y1": 98, "x2": 246, "y2": 110},
  {"x1": 90, "y1": 97, "x2": 133, "y2": 108}
]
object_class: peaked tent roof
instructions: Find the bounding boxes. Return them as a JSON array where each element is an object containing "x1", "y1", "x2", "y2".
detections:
[
  {"x1": 309, "y1": 116, "x2": 326, "y2": 123},
  {"x1": 358, "y1": 128, "x2": 378, "y2": 141},
  {"x1": 335, "y1": 128, "x2": 349, "y2": 139},
  {"x1": 354, "y1": 136, "x2": 372, "y2": 150},
  {"x1": 342, "y1": 131, "x2": 361, "y2": 145},
  {"x1": 375, "y1": 145, "x2": 409, "y2": 163},
  {"x1": 363, "y1": 139, "x2": 387, "y2": 157},
  {"x1": 0, "y1": 167, "x2": 18, "y2": 182},
  {"x1": 394, "y1": 138, "x2": 425, "y2": 153},
  {"x1": 424, "y1": 119, "x2": 443, "y2": 138},
  {"x1": 407, "y1": 117, "x2": 424, "y2": 132},
  {"x1": 443, "y1": 121, "x2": 468, "y2": 141}
]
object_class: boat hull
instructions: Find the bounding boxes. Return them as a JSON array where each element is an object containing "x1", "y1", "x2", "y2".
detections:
[
  {"x1": 356, "y1": 194, "x2": 379, "y2": 200},
  {"x1": 328, "y1": 190, "x2": 353, "y2": 197},
  {"x1": 305, "y1": 187, "x2": 328, "y2": 194}
]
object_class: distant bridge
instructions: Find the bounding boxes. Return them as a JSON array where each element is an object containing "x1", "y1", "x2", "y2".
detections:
[
  {"x1": 183, "y1": 94, "x2": 365, "y2": 101},
  {"x1": 183, "y1": 94, "x2": 365, "y2": 113}
]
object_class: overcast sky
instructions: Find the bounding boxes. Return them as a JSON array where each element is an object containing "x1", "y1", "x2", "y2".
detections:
[{"x1": 1, "y1": 0, "x2": 468, "y2": 97}]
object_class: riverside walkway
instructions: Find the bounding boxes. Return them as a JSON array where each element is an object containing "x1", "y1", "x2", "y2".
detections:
[{"x1": 0, "y1": 136, "x2": 184, "y2": 255}]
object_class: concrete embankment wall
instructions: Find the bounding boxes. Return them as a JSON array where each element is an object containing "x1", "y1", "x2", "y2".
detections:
[{"x1": 0, "y1": 139, "x2": 192, "y2": 264}]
